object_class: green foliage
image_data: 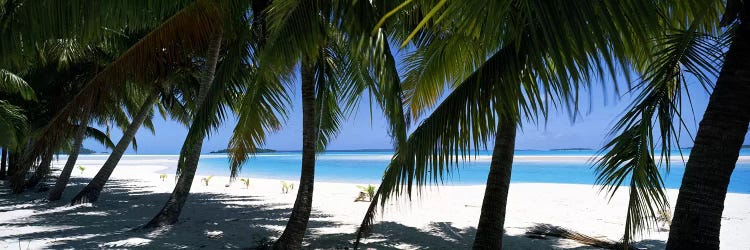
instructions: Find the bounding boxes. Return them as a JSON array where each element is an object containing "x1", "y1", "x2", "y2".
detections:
[
  {"x1": 0, "y1": 100, "x2": 27, "y2": 148},
  {"x1": 657, "y1": 208, "x2": 672, "y2": 227},
  {"x1": 357, "y1": 184, "x2": 376, "y2": 200},
  {"x1": 77, "y1": 165, "x2": 86, "y2": 175},
  {"x1": 0, "y1": 69, "x2": 36, "y2": 100},
  {"x1": 281, "y1": 181, "x2": 294, "y2": 194},
  {"x1": 159, "y1": 174, "x2": 168, "y2": 182},
  {"x1": 355, "y1": 0, "x2": 724, "y2": 247},
  {"x1": 240, "y1": 178, "x2": 250, "y2": 189},
  {"x1": 594, "y1": 19, "x2": 725, "y2": 243},
  {"x1": 201, "y1": 176, "x2": 214, "y2": 186}
]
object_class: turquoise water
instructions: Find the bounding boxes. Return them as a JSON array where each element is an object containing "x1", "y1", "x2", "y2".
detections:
[{"x1": 192, "y1": 149, "x2": 750, "y2": 194}]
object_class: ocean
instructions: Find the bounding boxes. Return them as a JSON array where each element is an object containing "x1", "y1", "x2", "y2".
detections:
[{"x1": 189, "y1": 149, "x2": 750, "y2": 194}]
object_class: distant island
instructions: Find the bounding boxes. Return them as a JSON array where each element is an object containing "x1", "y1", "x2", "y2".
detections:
[
  {"x1": 210, "y1": 148, "x2": 276, "y2": 154},
  {"x1": 683, "y1": 145, "x2": 749, "y2": 150},
  {"x1": 550, "y1": 148, "x2": 593, "y2": 151},
  {"x1": 80, "y1": 147, "x2": 97, "y2": 154},
  {"x1": 58, "y1": 147, "x2": 98, "y2": 155}
]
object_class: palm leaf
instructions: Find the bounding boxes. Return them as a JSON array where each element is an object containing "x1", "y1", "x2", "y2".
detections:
[
  {"x1": 84, "y1": 126, "x2": 116, "y2": 149},
  {"x1": 0, "y1": 69, "x2": 35, "y2": 100},
  {"x1": 594, "y1": 20, "x2": 724, "y2": 243}
]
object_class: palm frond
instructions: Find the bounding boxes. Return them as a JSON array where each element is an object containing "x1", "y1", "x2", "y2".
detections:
[
  {"x1": 84, "y1": 126, "x2": 116, "y2": 149},
  {"x1": 0, "y1": 69, "x2": 35, "y2": 100},
  {"x1": 27, "y1": 0, "x2": 227, "y2": 166},
  {"x1": 526, "y1": 224, "x2": 635, "y2": 250},
  {"x1": 0, "y1": 0, "x2": 196, "y2": 67},
  {"x1": 594, "y1": 21, "x2": 724, "y2": 243},
  {"x1": 0, "y1": 100, "x2": 28, "y2": 148}
]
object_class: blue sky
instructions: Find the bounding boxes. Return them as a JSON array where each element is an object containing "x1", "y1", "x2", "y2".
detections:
[
  {"x1": 83, "y1": 73, "x2": 749, "y2": 154},
  {"x1": 81, "y1": 43, "x2": 750, "y2": 154}
]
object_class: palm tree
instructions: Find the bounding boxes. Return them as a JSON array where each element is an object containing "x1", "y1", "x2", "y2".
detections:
[
  {"x1": 70, "y1": 90, "x2": 158, "y2": 204},
  {"x1": 2, "y1": 37, "x2": 143, "y2": 193},
  {"x1": 472, "y1": 122, "x2": 516, "y2": 248},
  {"x1": 221, "y1": 1, "x2": 410, "y2": 247},
  {"x1": 143, "y1": 0, "x2": 284, "y2": 227},
  {"x1": 24, "y1": 147, "x2": 53, "y2": 189},
  {"x1": 352, "y1": 1, "x2": 714, "y2": 248},
  {"x1": 593, "y1": 13, "x2": 726, "y2": 244},
  {"x1": 143, "y1": 26, "x2": 224, "y2": 227},
  {"x1": 1, "y1": 1, "x2": 219, "y2": 195},
  {"x1": 47, "y1": 113, "x2": 90, "y2": 201},
  {"x1": 1, "y1": 0, "x2": 228, "y2": 199},
  {"x1": 666, "y1": 2, "x2": 750, "y2": 248}
]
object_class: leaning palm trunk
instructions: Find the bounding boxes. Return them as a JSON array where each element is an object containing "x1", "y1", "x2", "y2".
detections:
[
  {"x1": 0, "y1": 148, "x2": 7, "y2": 179},
  {"x1": 70, "y1": 92, "x2": 158, "y2": 205},
  {"x1": 24, "y1": 149, "x2": 53, "y2": 189},
  {"x1": 48, "y1": 114, "x2": 90, "y2": 201},
  {"x1": 273, "y1": 61, "x2": 317, "y2": 249},
  {"x1": 6, "y1": 152, "x2": 18, "y2": 179},
  {"x1": 143, "y1": 30, "x2": 222, "y2": 227},
  {"x1": 9, "y1": 143, "x2": 40, "y2": 193},
  {"x1": 666, "y1": 11, "x2": 750, "y2": 250},
  {"x1": 472, "y1": 121, "x2": 517, "y2": 249}
]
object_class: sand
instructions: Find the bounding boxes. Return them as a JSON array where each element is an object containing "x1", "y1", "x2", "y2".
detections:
[{"x1": 0, "y1": 155, "x2": 748, "y2": 249}]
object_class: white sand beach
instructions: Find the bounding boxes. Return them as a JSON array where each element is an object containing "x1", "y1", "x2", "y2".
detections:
[{"x1": 1, "y1": 155, "x2": 749, "y2": 249}]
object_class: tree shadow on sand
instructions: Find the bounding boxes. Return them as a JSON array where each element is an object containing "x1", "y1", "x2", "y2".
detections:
[
  {"x1": 0, "y1": 177, "x2": 304, "y2": 249},
  {"x1": 305, "y1": 221, "x2": 665, "y2": 249},
  {"x1": 0, "y1": 177, "x2": 665, "y2": 249}
]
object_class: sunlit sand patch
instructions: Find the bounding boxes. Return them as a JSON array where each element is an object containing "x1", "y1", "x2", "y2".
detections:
[{"x1": 99, "y1": 237, "x2": 152, "y2": 248}]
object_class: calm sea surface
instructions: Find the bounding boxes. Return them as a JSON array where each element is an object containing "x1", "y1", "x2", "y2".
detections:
[{"x1": 189, "y1": 149, "x2": 750, "y2": 194}]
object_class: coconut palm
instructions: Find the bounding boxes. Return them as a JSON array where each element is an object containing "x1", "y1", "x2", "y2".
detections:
[
  {"x1": 665, "y1": 2, "x2": 750, "y2": 248},
  {"x1": 2, "y1": 34, "x2": 165, "y2": 193},
  {"x1": 220, "y1": 1, "x2": 410, "y2": 247},
  {"x1": 3, "y1": 0, "x2": 227, "y2": 199},
  {"x1": 1, "y1": 0, "x2": 219, "y2": 194},
  {"x1": 353, "y1": 1, "x2": 717, "y2": 249},
  {"x1": 142, "y1": 0, "x2": 288, "y2": 227},
  {"x1": 594, "y1": 14, "x2": 726, "y2": 244},
  {"x1": 47, "y1": 114, "x2": 90, "y2": 201},
  {"x1": 69, "y1": 89, "x2": 158, "y2": 204}
]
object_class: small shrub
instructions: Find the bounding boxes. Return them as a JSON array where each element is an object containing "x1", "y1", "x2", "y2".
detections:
[
  {"x1": 240, "y1": 178, "x2": 250, "y2": 189},
  {"x1": 657, "y1": 208, "x2": 672, "y2": 227},
  {"x1": 201, "y1": 176, "x2": 214, "y2": 186},
  {"x1": 77, "y1": 165, "x2": 86, "y2": 175},
  {"x1": 281, "y1": 181, "x2": 294, "y2": 194},
  {"x1": 159, "y1": 174, "x2": 168, "y2": 182},
  {"x1": 357, "y1": 184, "x2": 376, "y2": 200}
]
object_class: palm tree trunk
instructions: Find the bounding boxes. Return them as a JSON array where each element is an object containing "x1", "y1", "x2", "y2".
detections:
[
  {"x1": 24, "y1": 149, "x2": 53, "y2": 189},
  {"x1": 48, "y1": 114, "x2": 90, "y2": 201},
  {"x1": 0, "y1": 148, "x2": 7, "y2": 180},
  {"x1": 274, "y1": 60, "x2": 317, "y2": 249},
  {"x1": 9, "y1": 142, "x2": 38, "y2": 193},
  {"x1": 6, "y1": 151, "x2": 17, "y2": 178},
  {"x1": 143, "y1": 30, "x2": 222, "y2": 228},
  {"x1": 472, "y1": 121, "x2": 517, "y2": 249},
  {"x1": 70, "y1": 91, "x2": 158, "y2": 205},
  {"x1": 666, "y1": 12, "x2": 750, "y2": 250}
]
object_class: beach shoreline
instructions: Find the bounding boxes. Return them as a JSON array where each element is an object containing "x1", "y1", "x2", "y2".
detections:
[{"x1": 0, "y1": 156, "x2": 748, "y2": 249}]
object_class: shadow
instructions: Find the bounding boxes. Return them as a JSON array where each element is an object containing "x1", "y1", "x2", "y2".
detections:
[
  {"x1": 0, "y1": 177, "x2": 303, "y2": 249},
  {"x1": 305, "y1": 221, "x2": 665, "y2": 249},
  {"x1": 0, "y1": 177, "x2": 666, "y2": 249}
]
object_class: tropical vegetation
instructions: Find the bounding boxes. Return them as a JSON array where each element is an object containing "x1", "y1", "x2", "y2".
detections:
[{"x1": 0, "y1": 0, "x2": 747, "y2": 249}]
